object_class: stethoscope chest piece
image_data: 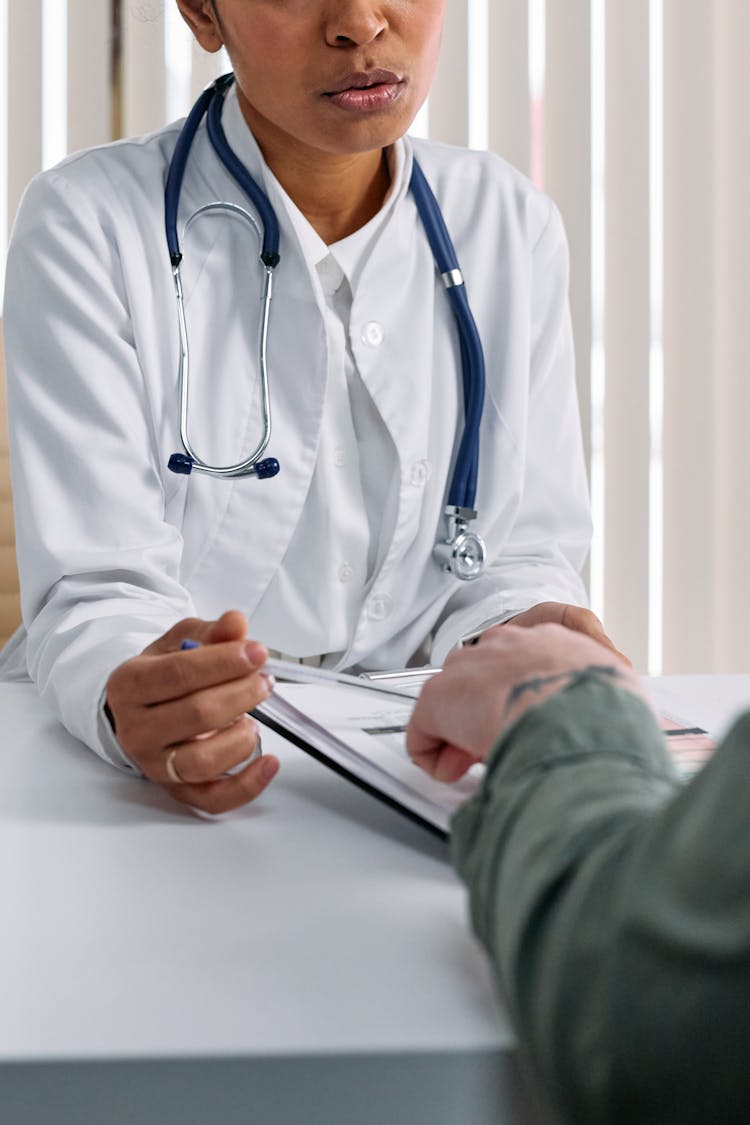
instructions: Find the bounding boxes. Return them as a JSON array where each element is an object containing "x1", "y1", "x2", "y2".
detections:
[{"x1": 434, "y1": 506, "x2": 487, "y2": 581}]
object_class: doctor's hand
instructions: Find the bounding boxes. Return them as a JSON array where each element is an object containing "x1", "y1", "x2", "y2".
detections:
[
  {"x1": 105, "y1": 611, "x2": 279, "y2": 814},
  {"x1": 499, "y1": 602, "x2": 631, "y2": 666},
  {"x1": 407, "y1": 624, "x2": 646, "y2": 783}
]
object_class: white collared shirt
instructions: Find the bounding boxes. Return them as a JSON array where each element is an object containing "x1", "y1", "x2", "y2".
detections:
[{"x1": 250, "y1": 146, "x2": 404, "y2": 658}]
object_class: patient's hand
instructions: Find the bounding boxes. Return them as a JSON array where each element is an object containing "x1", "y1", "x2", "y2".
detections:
[
  {"x1": 105, "y1": 610, "x2": 278, "y2": 813},
  {"x1": 407, "y1": 624, "x2": 647, "y2": 783}
]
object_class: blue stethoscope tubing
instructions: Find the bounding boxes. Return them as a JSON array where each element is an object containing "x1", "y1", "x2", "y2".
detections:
[
  {"x1": 164, "y1": 74, "x2": 487, "y2": 579},
  {"x1": 408, "y1": 160, "x2": 484, "y2": 514}
]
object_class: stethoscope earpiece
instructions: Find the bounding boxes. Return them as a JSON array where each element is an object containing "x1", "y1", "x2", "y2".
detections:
[
  {"x1": 167, "y1": 453, "x2": 193, "y2": 475},
  {"x1": 254, "y1": 457, "x2": 280, "y2": 480}
]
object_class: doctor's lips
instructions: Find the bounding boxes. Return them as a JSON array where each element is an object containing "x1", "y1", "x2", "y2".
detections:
[{"x1": 323, "y1": 69, "x2": 404, "y2": 111}]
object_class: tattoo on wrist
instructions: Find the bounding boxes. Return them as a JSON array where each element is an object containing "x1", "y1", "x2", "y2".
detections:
[{"x1": 503, "y1": 664, "x2": 622, "y2": 720}]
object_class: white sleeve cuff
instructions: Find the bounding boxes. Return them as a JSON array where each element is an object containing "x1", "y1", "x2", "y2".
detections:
[{"x1": 431, "y1": 604, "x2": 520, "y2": 666}]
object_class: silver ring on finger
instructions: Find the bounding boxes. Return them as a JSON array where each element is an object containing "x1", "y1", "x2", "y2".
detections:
[
  {"x1": 224, "y1": 730, "x2": 263, "y2": 776},
  {"x1": 165, "y1": 748, "x2": 185, "y2": 784}
]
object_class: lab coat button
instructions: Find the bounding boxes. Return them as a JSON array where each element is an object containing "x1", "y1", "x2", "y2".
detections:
[
  {"x1": 410, "y1": 459, "x2": 431, "y2": 487},
  {"x1": 362, "y1": 321, "x2": 384, "y2": 348},
  {"x1": 367, "y1": 594, "x2": 393, "y2": 621},
  {"x1": 338, "y1": 562, "x2": 354, "y2": 584},
  {"x1": 333, "y1": 446, "x2": 346, "y2": 468}
]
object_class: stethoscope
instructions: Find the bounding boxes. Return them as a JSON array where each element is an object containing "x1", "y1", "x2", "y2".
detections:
[{"x1": 164, "y1": 74, "x2": 487, "y2": 581}]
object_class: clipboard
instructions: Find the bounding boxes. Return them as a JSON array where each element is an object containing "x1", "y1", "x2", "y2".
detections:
[{"x1": 255, "y1": 681, "x2": 481, "y2": 839}]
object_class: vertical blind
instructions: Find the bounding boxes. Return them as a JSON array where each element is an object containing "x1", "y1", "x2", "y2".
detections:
[{"x1": 0, "y1": 0, "x2": 748, "y2": 674}]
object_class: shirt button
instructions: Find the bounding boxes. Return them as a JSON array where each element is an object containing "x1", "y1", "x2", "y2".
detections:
[
  {"x1": 338, "y1": 562, "x2": 354, "y2": 584},
  {"x1": 367, "y1": 593, "x2": 393, "y2": 621},
  {"x1": 361, "y1": 321, "x2": 385, "y2": 348},
  {"x1": 410, "y1": 459, "x2": 431, "y2": 487},
  {"x1": 333, "y1": 446, "x2": 346, "y2": 468}
]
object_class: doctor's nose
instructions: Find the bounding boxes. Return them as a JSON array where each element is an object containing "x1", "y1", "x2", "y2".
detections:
[{"x1": 325, "y1": 3, "x2": 388, "y2": 47}]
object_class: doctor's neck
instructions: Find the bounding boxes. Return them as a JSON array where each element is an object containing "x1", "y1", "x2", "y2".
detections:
[{"x1": 237, "y1": 91, "x2": 392, "y2": 246}]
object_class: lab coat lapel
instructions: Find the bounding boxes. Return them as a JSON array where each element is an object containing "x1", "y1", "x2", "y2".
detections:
[
  {"x1": 348, "y1": 154, "x2": 463, "y2": 572},
  {"x1": 350, "y1": 144, "x2": 462, "y2": 465}
]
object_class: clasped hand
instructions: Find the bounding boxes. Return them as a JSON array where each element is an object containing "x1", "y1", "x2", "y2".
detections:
[{"x1": 106, "y1": 610, "x2": 279, "y2": 814}]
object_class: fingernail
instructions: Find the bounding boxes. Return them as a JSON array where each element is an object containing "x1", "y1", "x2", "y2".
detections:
[
  {"x1": 261, "y1": 758, "x2": 279, "y2": 783},
  {"x1": 244, "y1": 642, "x2": 267, "y2": 668},
  {"x1": 259, "y1": 672, "x2": 276, "y2": 693}
]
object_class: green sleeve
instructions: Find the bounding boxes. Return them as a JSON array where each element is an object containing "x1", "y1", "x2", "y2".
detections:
[{"x1": 451, "y1": 674, "x2": 750, "y2": 1124}]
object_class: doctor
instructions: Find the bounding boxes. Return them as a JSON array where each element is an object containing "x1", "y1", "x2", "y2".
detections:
[{"x1": 2, "y1": 0, "x2": 611, "y2": 814}]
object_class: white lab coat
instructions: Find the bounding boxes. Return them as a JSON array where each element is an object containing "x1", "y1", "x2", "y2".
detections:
[{"x1": 1, "y1": 90, "x2": 592, "y2": 767}]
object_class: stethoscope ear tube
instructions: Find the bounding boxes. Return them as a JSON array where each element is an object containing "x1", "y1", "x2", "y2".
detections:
[
  {"x1": 168, "y1": 248, "x2": 277, "y2": 478},
  {"x1": 165, "y1": 75, "x2": 279, "y2": 480}
]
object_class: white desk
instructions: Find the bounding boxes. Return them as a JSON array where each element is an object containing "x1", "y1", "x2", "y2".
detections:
[
  {"x1": 2, "y1": 675, "x2": 749, "y2": 1125},
  {"x1": 0, "y1": 682, "x2": 536, "y2": 1125}
]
